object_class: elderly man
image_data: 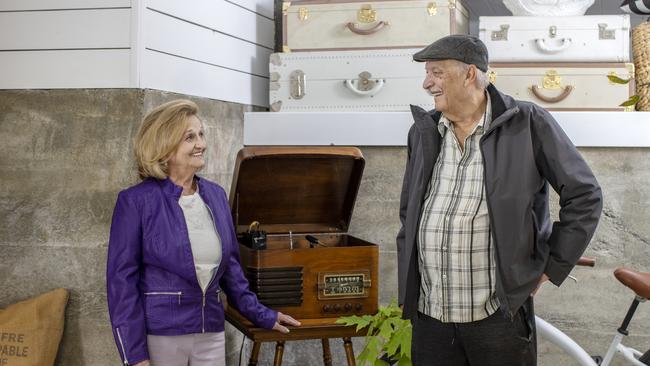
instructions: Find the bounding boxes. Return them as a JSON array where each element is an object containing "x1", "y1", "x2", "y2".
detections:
[{"x1": 396, "y1": 34, "x2": 603, "y2": 365}]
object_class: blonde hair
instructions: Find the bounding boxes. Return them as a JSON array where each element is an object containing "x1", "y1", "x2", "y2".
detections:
[{"x1": 134, "y1": 99, "x2": 199, "y2": 180}]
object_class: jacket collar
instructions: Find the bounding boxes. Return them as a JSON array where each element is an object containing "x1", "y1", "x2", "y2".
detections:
[
  {"x1": 158, "y1": 175, "x2": 204, "y2": 199},
  {"x1": 410, "y1": 84, "x2": 519, "y2": 133},
  {"x1": 485, "y1": 83, "x2": 519, "y2": 132}
]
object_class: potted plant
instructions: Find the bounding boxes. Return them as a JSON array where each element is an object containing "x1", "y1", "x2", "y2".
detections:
[{"x1": 336, "y1": 299, "x2": 412, "y2": 366}]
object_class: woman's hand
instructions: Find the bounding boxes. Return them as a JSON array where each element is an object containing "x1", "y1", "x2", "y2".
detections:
[
  {"x1": 134, "y1": 361, "x2": 150, "y2": 366},
  {"x1": 272, "y1": 312, "x2": 301, "y2": 333}
]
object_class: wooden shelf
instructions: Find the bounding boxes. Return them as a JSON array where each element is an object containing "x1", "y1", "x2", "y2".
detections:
[{"x1": 244, "y1": 111, "x2": 650, "y2": 147}]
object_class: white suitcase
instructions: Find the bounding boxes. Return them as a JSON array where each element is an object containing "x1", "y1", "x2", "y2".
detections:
[
  {"x1": 269, "y1": 49, "x2": 434, "y2": 112},
  {"x1": 479, "y1": 15, "x2": 630, "y2": 62},
  {"x1": 488, "y1": 63, "x2": 635, "y2": 111},
  {"x1": 282, "y1": 0, "x2": 469, "y2": 52}
]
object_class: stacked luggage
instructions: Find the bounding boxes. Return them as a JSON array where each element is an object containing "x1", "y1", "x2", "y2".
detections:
[
  {"x1": 479, "y1": 1, "x2": 635, "y2": 111},
  {"x1": 269, "y1": 0, "x2": 470, "y2": 112}
]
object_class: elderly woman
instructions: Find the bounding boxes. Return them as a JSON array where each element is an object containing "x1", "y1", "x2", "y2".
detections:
[{"x1": 106, "y1": 99, "x2": 299, "y2": 366}]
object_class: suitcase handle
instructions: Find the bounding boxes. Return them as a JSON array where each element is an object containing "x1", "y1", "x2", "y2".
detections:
[
  {"x1": 346, "y1": 21, "x2": 388, "y2": 35},
  {"x1": 344, "y1": 79, "x2": 385, "y2": 96},
  {"x1": 530, "y1": 85, "x2": 574, "y2": 103},
  {"x1": 535, "y1": 38, "x2": 572, "y2": 53}
]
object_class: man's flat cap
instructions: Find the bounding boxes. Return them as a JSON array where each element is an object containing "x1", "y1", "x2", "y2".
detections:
[{"x1": 413, "y1": 34, "x2": 489, "y2": 72}]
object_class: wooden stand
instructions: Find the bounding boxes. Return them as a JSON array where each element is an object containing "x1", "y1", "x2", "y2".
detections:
[{"x1": 226, "y1": 307, "x2": 365, "y2": 366}]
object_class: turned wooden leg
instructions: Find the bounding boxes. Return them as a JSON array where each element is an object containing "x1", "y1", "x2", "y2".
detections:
[
  {"x1": 343, "y1": 337, "x2": 356, "y2": 366},
  {"x1": 248, "y1": 341, "x2": 261, "y2": 366},
  {"x1": 321, "y1": 338, "x2": 332, "y2": 366},
  {"x1": 273, "y1": 340, "x2": 285, "y2": 366}
]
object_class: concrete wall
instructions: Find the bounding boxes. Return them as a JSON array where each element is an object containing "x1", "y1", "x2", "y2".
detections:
[{"x1": 1, "y1": 89, "x2": 649, "y2": 365}]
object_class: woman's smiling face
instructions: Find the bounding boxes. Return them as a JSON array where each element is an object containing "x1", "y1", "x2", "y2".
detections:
[{"x1": 167, "y1": 115, "x2": 207, "y2": 174}]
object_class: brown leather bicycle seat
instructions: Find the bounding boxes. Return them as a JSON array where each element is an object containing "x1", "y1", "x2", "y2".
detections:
[{"x1": 614, "y1": 268, "x2": 650, "y2": 300}]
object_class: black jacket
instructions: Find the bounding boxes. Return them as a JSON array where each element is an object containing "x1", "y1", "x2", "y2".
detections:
[{"x1": 397, "y1": 84, "x2": 603, "y2": 319}]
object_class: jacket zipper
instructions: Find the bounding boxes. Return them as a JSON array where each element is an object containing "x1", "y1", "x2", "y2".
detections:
[
  {"x1": 480, "y1": 132, "x2": 510, "y2": 316},
  {"x1": 144, "y1": 291, "x2": 183, "y2": 304},
  {"x1": 201, "y1": 203, "x2": 220, "y2": 333},
  {"x1": 115, "y1": 327, "x2": 128, "y2": 365}
]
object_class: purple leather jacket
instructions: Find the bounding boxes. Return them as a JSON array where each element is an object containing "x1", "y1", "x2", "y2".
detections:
[{"x1": 106, "y1": 176, "x2": 277, "y2": 365}]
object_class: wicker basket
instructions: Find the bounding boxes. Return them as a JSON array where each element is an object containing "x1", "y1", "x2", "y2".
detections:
[{"x1": 632, "y1": 20, "x2": 650, "y2": 111}]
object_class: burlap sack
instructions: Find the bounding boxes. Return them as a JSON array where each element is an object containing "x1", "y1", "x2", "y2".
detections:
[{"x1": 0, "y1": 288, "x2": 69, "y2": 366}]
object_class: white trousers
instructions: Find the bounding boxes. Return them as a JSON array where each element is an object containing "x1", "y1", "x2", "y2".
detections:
[{"x1": 147, "y1": 332, "x2": 226, "y2": 366}]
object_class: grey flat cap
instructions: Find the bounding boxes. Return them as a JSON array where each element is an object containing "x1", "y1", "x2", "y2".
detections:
[{"x1": 413, "y1": 34, "x2": 489, "y2": 72}]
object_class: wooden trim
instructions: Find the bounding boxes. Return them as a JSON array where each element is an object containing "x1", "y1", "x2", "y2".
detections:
[
  {"x1": 544, "y1": 108, "x2": 626, "y2": 111},
  {"x1": 288, "y1": 45, "x2": 424, "y2": 52},
  {"x1": 226, "y1": 306, "x2": 366, "y2": 341},
  {"x1": 236, "y1": 146, "x2": 363, "y2": 160}
]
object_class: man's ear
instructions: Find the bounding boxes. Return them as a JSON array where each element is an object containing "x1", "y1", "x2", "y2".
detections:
[{"x1": 465, "y1": 64, "x2": 477, "y2": 86}]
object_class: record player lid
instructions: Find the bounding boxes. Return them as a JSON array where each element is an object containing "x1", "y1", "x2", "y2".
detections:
[{"x1": 229, "y1": 147, "x2": 365, "y2": 234}]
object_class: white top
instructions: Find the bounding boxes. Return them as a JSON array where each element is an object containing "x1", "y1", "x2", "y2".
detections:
[{"x1": 178, "y1": 190, "x2": 222, "y2": 292}]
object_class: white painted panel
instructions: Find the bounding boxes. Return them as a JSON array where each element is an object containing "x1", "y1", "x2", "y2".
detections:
[
  {"x1": 0, "y1": 9, "x2": 130, "y2": 49},
  {"x1": 226, "y1": 0, "x2": 273, "y2": 19},
  {"x1": 555, "y1": 112, "x2": 650, "y2": 147},
  {"x1": 141, "y1": 49, "x2": 268, "y2": 107},
  {"x1": 146, "y1": 0, "x2": 274, "y2": 48},
  {"x1": 0, "y1": 49, "x2": 131, "y2": 88},
  {"x1": 0, "y1": 0, "x2": 129, "y2": 11},
  {"x1": 244, "y1": 112, "x2": 412, "y2": 146},
  {"x1": 145, "y1": 9, "x2": 271, "y2": 77},
  {"x1": 243, "y1": 111, "x2": 650, "y2": 147}
]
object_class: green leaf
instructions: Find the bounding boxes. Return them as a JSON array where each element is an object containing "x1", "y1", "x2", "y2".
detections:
[
  {"x1": 337, "y1": 298, "x2": 413, "y2": 366},
  {"x1": 607, "y1": 74, "x2": 631, "y2": 84},
  {"x1": 336, "y1": 315, "x2": 361, "y2": 326},
  {"x1": 396, "y1": 354, "x2": 413, "y2": 366},
  {"x1": 363, "y1": 337, "x2": 381, "y2": 365},
  {"x1": 401, "y1": 326, "x2": 412, "y2": 357},
  {"x1": 619, "y1": 95, "x2": 640, "y2": 107},
  {"x1": 355, "y1": 317, "x2": 372, "y2": 332},
  {"x1": 377, "y1": 321, "x2": 394, "y2": 341},
  {"x1": 357, "y1": 346, "x2": 371, "y2": 366},
  {"x1": 384, "y1": 332, "x2": 401, "y2": 357}
]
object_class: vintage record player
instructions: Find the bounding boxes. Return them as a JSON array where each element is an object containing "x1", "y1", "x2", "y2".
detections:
[{"x1": 229, "y1": 147, "x2": 379, "y2": 319}]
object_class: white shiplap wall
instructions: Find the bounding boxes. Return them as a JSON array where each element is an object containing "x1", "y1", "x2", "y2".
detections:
[
  {"x1": 0, "y1": 0, "x2": 274, "y2": 107},
  {"x1": 141, "y1": 0, "x2": 274, "y2": 106},
  {"x1": 0, "y1": 1, "x2": 133, "y2": 88}
]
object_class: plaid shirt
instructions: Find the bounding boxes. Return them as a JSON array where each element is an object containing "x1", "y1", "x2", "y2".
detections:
[{"x1": 417, "y1": 94, "x2": 500, "y2": 323}]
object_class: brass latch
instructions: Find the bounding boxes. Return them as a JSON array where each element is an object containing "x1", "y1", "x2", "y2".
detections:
[
  {"x1": 542, "y1": 70, "x2": 562, "y2": 89},
  {"x1": 427, "y1": 2, "x2": 437, "y2": 16},
  {"x1": 357, "y1": 5, "x2": 377, "y2": 23},
  {"x1": 299, "y1": 7, "x2": 308, "y2": 21},
  {"x1": 487, "y1": 70, "x2": 497, "y2": 84}
]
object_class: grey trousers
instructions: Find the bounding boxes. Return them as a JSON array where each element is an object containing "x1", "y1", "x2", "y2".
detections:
[
  {"x1": 411, "y1": 299, "x2": 536, "y2": 366},
  {"x1": 147, "y1": 332, "x2": 226, "y2": 366}
]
